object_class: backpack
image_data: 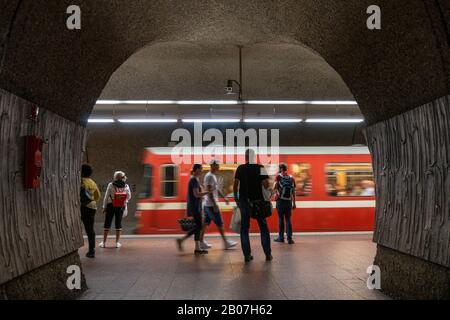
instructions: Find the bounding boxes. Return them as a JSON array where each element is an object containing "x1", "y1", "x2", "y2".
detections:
[
  {"x1": 278, "y1": 174, "x2": 294, "y2": 200},
  {"x1": 80, "y1": 186, "x2": 93, "y2": 207},
  {"x1": 110, "y1": 185, "x2": 127, "y2": 208}
]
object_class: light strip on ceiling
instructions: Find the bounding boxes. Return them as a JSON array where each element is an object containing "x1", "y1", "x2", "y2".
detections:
[
  {"x1": 87, "y1": 118, "x2": 364, "y2": 124},
  {"x1": 87, "y1": 119, "x2": 115, "y2": 123},
  {"x1": 124, "y1": 100, "x2": 176, "y2": 104},
  {"x1": 177, "y1": 100, "x2": 239, "y2": 105},
  {"x1": 95, "y1": 100, "x2": 123, "y2": 105},
  {"x1": 308, "y1": 101, "x2": 358, "y2": 105},
  {"x1": 244, "y1": 100, "x2": 307, "y2": 105},
  {"x1": 117, "y1": 119, "x2": 178, "y2": 123},
  {"x1": 306, "y1": 118, "x2": 364, "y2": 123},
  {"x1": 96, "y1": 100, "x2": 176, "y2": 105},
  {"x1": 96, "y1": 100, "x2": 358, "y2": 105},
  {"x1": 182, "y1": 119, "x2": 241, "y2": 123},
  {"x1": 244, "y1": 119, "x2": 303, "y2": 123}
]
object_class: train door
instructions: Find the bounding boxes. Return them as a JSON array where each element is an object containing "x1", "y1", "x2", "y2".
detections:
[
  {"x1": 136, "y1": 163, "x2": 155, "y2": 233},
  {"x1": 323, "y1": 162, "x2": 375, "y2": 231},
  {"x1": 150, "y1": 163, "x2": 181, "y2": 233}
]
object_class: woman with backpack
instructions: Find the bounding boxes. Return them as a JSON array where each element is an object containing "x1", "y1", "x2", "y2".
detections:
[
  {"x1": 274, "y1": 163, "x2": 296, "y2": 244},
  {"x1": 100, "y1": 171, "x2": 131, "y2": 248},
  {"x1": 80, "y1": 164, "x2": 101, "y2": 258}
]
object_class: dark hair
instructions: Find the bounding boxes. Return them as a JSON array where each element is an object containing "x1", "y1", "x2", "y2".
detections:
[
  {"x1": 81, "y1": 164, "x2": 93, "y2": 178},
  {"x1": 279, "y1": 163, "x2": 288, "y2": 172},
  {"x1": 191, "y1": 164, "x2": 202, "y2": 175}
]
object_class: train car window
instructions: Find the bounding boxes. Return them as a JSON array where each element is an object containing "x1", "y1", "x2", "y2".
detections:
[
  {"x1": 291, "y1": 163, "x2": 312, "y2": 196},
  {"x1": 139, "y1": 164, "x2": 153, "y2": 199},
  {"x1": 262, "y1": 164, "x2": 277, "y2": 191},
  {"x1": 325, "y1": 163, "x2": 374, "y2": 197},
  {"x1": 200, "y1": 165, "x2": 238, "y2": 198},
  {"x1": 161, "y1": 165, "x2": 178, "y2": 198}
]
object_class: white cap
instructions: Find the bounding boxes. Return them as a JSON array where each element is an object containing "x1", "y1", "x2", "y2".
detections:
[{"x1": 114, "y1": 171, "x2": 127, "y2": 181}]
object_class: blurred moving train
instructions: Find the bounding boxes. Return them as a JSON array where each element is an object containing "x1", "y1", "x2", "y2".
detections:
[{"x1": 136, "y1": 147, "x2": 375, "y2": 234}]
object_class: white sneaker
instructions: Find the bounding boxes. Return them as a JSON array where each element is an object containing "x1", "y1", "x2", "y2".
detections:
[
  {"x1": 199, "y1": 241, "x2": 212, "y2": 250},
  {"x1": 116, "y1": 242, "x2": 122, "y2": 248},
  {"x1": 224, "y1": 240, "x2": 237, "y2": 250},
  {"x1": 99, "y1": 242, "x2": 106, "y2": 248}
]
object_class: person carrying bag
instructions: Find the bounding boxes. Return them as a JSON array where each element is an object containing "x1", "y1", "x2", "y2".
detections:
[
  {"x1": 249, "y1": 183, "x2": 273, "y2": 219},
  {"x1": 233, "y1": 149, "x2": 273, "y2": 262},
  {"x1": 176, "y1": 164, "x2": 209, "y2": 255}
]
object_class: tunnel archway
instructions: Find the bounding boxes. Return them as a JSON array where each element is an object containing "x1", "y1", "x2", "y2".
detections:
[
  {"x1": 0, "y1": 0, "x2": 448, "y2": 299},
  {"x1": 86, "y1": 38, "x2": 367, "y2": 237}
]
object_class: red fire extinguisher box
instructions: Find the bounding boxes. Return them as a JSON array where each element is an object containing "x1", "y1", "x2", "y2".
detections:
[{"x1": 24, "y1": 135, "x2": 44, "y2": 189}]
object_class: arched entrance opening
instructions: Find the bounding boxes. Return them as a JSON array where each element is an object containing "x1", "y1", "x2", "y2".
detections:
[
  {"x1": 0, "y1": 1, "x2": 448, "y2": 299},
  {"x1": 86, "y1": 39, "x2": 368, "y2": 237}
]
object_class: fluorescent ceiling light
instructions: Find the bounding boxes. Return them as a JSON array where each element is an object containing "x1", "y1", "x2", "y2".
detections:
[
  {"x1": 87, "y1": 119, "x2": 115, "y2": 123},
  {"x1": 177, "y1": 100, "x2": 239, "y2": 105},
  {"x1": 245, "y1": 100, "x2": 307, "y2": 105},
  {"x1": 244, "y1": 119, "x2": 303, "y2": 123},
  {"x1": 182, "y1": 119, "x2": 241, "y2": 123},
  {"x1": 118, "y1": 119, "x2": 178, "y2": 123},
  {"x1": 306, "y1": 118, "x2": 364, "y2": 123},
  {"x1": 120, "y1": 100, "x2": 176, "y2": 104},
  {"x1": 145, "y1": 100, "x2": 177, "y2": 104},
  {"x1": 96, "y1": 99, "x2": 358, "y2": 105},
  {"x1": 245, "y1": 100, "x2": 357, "y2": 105},
  {"x1": 96, "y1": 100, "x2": 176, "y2": 105},
  {"x1": 96, "y1": 100, "x2": 122, "y2": 105},
  {"x1": 308, "y1": 101, "x2": 358, "y2": 105},
  {"x1": 119, "y1": 100, "x2": 148, "y2": 104}
]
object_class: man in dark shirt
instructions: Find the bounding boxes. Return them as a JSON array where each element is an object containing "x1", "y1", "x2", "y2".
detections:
[{"x1": 233, "y1": 149, "x2": 272, "y2": 262}]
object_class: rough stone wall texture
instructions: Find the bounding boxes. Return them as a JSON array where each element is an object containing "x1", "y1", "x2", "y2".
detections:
[
  {"x1": 0, "y1": 89, "x2": 86, "y2": 285},
  {"x1": 0, "y1": 1, "x2": 448, "y2": 125},
  {"x1": 0, "y1": 251, "x2": 87, "y2": 300},
  {"x1": 366, "y1": 95, "x2": 450, "y2": 268},
  {"x1": 374, "y1": 245, "x2": 450, "y2": 300}
]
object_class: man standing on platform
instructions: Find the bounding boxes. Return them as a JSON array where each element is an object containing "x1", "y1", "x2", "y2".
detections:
[{"x1": 233, "y1": 149, "x2": 272, "y2": 262}]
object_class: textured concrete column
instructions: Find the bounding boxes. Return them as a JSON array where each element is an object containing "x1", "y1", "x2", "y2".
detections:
[
  {"x1": 0, "y1": 252, "x2": 87, "y2": 300},
  {"x1": 365, "y1": 95, "x2": 450, "y2": 299},
  {"x1": 0, "y1": 90, "x2": 87, "y2": 299}
]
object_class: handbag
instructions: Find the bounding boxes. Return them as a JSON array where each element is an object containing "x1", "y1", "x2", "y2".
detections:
[
  {"x1": 242, "y1": 165, "x2": 273, "y2": 219},
  {"x1": 249, "y1": 199, "x2": 273, "y2": 219},
  {"x1": 177, "y1": 218, "x2": 196, "y2": 232},
  {"x1": 80, "y1": 186, "x2": 93, "y2": 207},
  {"x1": 229, "y1": 206, "x2": 241, "y2": 233}
]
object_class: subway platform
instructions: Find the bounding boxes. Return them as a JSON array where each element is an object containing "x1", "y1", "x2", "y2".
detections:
[{"x1": 79, "y1": 234, "x2": 389, "y2": 300}]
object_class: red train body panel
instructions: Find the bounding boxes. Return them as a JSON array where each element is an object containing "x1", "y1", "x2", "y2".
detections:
[{"x1": 136, "y1": 147, "x2": 375, "y2": 234}]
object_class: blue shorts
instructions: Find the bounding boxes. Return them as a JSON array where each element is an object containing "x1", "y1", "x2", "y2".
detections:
[{"x1": 203, "y1": 206, "x2": 224, "y2": 227}]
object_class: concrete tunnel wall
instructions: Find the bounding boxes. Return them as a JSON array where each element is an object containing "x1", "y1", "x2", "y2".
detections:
[{"x1": 0, "y1": 0, "x2": 449, "y2": 299}]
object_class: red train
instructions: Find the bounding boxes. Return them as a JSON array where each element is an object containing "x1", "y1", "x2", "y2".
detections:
[{"x1": 136, "y1": 147, "x2": 375, "y2": 234}]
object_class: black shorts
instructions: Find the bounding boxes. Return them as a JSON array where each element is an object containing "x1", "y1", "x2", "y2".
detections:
[{"x1": 104, "y1": 203, "x2": 124, "y2": 230}]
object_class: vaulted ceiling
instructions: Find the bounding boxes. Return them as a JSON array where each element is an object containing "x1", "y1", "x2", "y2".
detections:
[
  {"x1": 1, "y1": 0, "x2": 448, "y2": 125},
  {"x1": 99, "y1": 41, "x2": 354, "y2": 101}
]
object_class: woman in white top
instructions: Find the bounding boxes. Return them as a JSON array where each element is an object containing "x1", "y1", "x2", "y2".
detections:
[{"x1": 100, "y1": 171, "x2": 131, "y2": 248}]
